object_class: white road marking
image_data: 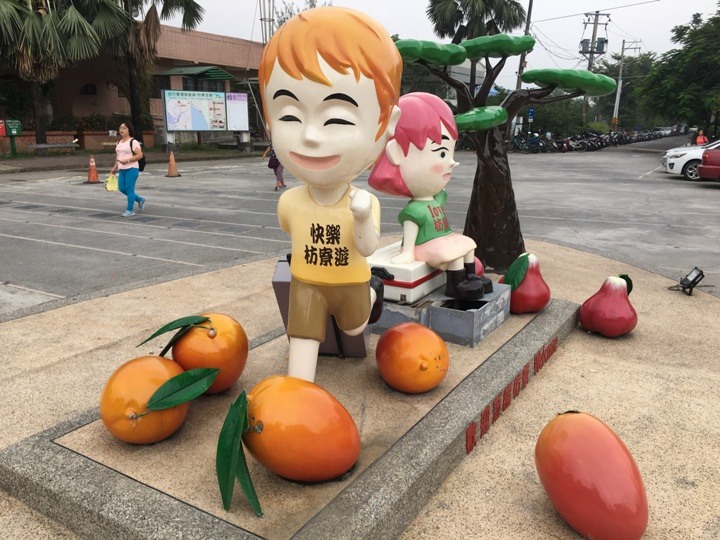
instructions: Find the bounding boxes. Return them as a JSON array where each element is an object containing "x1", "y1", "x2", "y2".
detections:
[
  {"x1": 1, "y1": 282, "x2": 65, "y2": 298},
  {"x1": 0, "y1": 216, "x2": 266, "y2": 255},
  {"x1": 0, "y1": 233, "x2": 205, "y2": 267},
  {"x1": 638, "y1": 166, "x2": 663, "y2": 179},
  {"x1": 0, "y1": 199, "x2": 288, "y2": 243}
]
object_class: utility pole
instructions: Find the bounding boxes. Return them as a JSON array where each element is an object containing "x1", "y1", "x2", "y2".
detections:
[
  {"x1": 611, "y1": 39, "x2": 641, "y2": 131},
  {"x1": 515, "y1": 0, "x2": 534, "y2": 91},
  {"x1": 510, "y1": 0, "x2": 534, "y2": 138},
  {"x1": 259, "y1": 0, "x2": 276, "y2": 44},
  {"x1": 580, "y1": 11, "x2": 610, "y2": 125}
]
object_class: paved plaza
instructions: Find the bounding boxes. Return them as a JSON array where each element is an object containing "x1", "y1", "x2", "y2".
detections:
[{"x1": 0, "y1": 138, "x2": 718, "y2": 538}]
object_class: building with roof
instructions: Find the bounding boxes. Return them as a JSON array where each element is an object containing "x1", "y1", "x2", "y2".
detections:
[{"x1": 0, "y1": 25, "x2": 264, "y2": 141}]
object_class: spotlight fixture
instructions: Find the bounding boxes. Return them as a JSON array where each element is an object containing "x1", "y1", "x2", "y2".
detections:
[{"x1": 680, "y1": 267, "x2": 704, "y2": 296}]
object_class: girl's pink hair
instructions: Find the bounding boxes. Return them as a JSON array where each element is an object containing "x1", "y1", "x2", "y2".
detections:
[{"x1": 368, "y1": 92, "x2": 458, "y2": 197}]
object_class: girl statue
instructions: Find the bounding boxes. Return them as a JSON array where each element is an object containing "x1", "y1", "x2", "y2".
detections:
[{"x1": 369, "y1": 92, "x2": 489, "y2": 300}]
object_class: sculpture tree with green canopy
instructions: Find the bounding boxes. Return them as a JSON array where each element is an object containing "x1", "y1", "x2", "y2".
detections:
[{"x1": 395, "y1": 35, "x2": 617, "y2": 271}]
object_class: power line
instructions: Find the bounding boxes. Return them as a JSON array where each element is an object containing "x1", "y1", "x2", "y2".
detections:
[
  {"x1": 533, "y1": 0, "x2": 660, "y2": 23},
  {"x1": 531, "y1": 24, "x2": 580, "y2": 55},
  {"x1": 608, "y1": 20, "x2": 641, "y2": 41},
  {"x1": 531, "y1": 32, "x2": 584, "y2": 63}
]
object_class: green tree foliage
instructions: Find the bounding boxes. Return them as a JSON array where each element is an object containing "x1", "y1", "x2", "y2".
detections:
[
  {"x1": 426, "y1": 0, "x2": 525, "y2": 41},
  {"x1": 593, "y1": 52, "x2": 658, "y2": 130},
  {"x1": 639, "y1": 8, "x2": 720, "y2": 133},
  {"x1": 274, "y1": 0, "x2": 331, "y2": 29},
  {"x1": 425, "y1": 0, "x2": 525, "y2": 115},
  {"x1": 528, "y1": 95, "x2": 584, "y2": 137},
  {"x1": 122, "y1": 0, "x2": 204, "y2": 141},
  {"x1": 0, "y1": 0, "x2": 129, "y2": 143}
]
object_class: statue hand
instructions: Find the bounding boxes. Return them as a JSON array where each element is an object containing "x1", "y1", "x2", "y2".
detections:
[{"x1": 349, "y1": 189, "x2": 372, "y2": 221}]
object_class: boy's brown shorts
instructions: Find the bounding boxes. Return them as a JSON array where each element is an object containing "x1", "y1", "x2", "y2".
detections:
[{"x1": 287, "y1": 278, "x2": 370, "y2": 342}]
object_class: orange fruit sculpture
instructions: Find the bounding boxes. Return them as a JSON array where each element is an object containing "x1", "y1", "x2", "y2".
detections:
[
  {"x1": 375, "y1": 322, "x2": 450, "y2": 393},
  {"x1": 99, "y1": 355, "x2": 189, "y2": 444},
  {"x1": 172, "y1": 313, "x2": 248, "y2": 394},
  {"x1": 535, "y1": 411, "x2": 648, "y2": 540},
  {"x1": 242, "y1": 376, "x2": 361, "y2": 482}
]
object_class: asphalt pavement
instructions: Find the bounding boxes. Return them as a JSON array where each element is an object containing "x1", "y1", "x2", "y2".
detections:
[
  {"x1": 0, "y1": 136, "x2": 718, "y2": 538},
  {"x1": 1, "y1": 134, "x2": 717, "y2": 325}
]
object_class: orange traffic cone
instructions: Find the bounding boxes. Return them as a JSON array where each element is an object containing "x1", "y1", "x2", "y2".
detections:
[
  {"x1": 85, "y1": 155, "x2": 99, "y2": 184},
  {"x1": 165, "y1": 151, "x2": 181, "y2": 177}
]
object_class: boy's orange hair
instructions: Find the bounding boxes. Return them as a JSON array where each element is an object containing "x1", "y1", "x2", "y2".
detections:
[{"x1": 259, "y1": 7, "x2": 402, "y2": 140}]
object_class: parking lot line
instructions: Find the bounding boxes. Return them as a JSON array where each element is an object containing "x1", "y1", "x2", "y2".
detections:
[
  {"x1": 0, "y1": 233, "x2": 205, "y2": 267},
  {"x1": 1, "y1": 282, "x2": 65, "y2": 299},
  {"x1": 0, "y1": 216, "x2": 267, "y2": 255},
  {"x1": 638, "y1": 166, "x2": 663, "y2": 179}
]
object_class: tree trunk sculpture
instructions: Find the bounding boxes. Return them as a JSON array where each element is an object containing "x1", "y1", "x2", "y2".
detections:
[{"x1": 396, "y1": 36, "x2": 616, "y2": 271}]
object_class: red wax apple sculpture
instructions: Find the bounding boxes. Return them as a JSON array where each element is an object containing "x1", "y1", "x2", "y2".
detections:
[
  {"x1": 579, "y1": 275, "x2": 637, "y2": 337},
  {"x1": 473, "y1": 256, "x2": 485, "y2": 277},
  {"x1": 535, "y1": 411, "x2": 648, "y2": 540},
  {"x1": 500, "y1": 253, "x2": 551, "y2": 314}
]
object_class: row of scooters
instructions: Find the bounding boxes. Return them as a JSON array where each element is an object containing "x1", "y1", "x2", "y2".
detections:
[{"x1": 509, "y1": 130, "x2": 668, "y2": 154}]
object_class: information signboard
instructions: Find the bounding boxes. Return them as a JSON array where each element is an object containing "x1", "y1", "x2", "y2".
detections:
[
  {"x1": 1, "y1": 119, "x2": 22, "y2": 136},
  {"x1": 163, "y1": 91, "x2": 226, "y2": 132},
  {"x1": 226, "y1": 93, "x2": 249, "y2": 131}
]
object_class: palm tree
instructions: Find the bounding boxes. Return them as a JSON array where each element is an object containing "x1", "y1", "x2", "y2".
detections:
[
  {"x1": 0, "y1": 0, "x2": 129, "y2": 147},
  {"x1": 426, "y1": 0, "x2": 525, "y2": 103},
  {"x1": 273, "y1": 0, "x2": 331, "y2": 30},
  {"x1": 427, "y1": 0, "x2": 525, "y2": 41},
  {"x1": 122, "y1": 0, "x2": 204, "y2": 143}
]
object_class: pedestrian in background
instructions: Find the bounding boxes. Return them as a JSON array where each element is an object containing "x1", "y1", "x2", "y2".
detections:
[
  {"x1": 263, "y1": 144, "x2": 286, "y2": 191},
  {"x1": 694, "y1": 129, "x2": 709, "y2": 145},
  {"x1": 110, "y1": 122, "x2": 145, "y2": 217}
]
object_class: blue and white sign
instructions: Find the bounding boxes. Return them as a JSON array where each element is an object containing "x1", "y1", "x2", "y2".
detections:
[{"x1": 164, "y1": 90, "x2": 227, "y2": 131}]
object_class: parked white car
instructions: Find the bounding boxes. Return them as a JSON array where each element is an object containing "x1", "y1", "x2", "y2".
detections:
[
  {"x1": 654, "y1": 126, "x2": 674, "y2": 136},
  {"x1": 662, "y1": 139, "x2": 720, "y2": 180}
]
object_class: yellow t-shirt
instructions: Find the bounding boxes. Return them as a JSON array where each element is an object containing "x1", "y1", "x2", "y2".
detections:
[{"x1": 278, "y1": 185, "x2": 380, "y2": 285}]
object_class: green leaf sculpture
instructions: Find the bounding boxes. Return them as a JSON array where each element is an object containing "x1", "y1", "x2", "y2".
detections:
[
  {"x1": 138, "y1": 315, "x2": 212, "y2": 357},
  {"x1": 504, "y1": 253, "x2": 530, "y2": 291},
  {"x1": 521, "y1": 69, "x2": 617, "y2": 97},
  {"x1": 216, "y1": 391, "x2": 262, "y2": 516},
  {"x1": 147, "y1": 368, "x2": 220, "y2": 411},
  {"x1": 395, "y1": 39, "x2": 467, "y2": 65},
  {"x1": 455, "y1": 106, "x2": 509, "y2": 132},
  {"x1": 395, "y1": 39, "x2": 423, "y2": 62},
  {"x1": 461, "y1": 34, "x2": 535, "y2": 59}
]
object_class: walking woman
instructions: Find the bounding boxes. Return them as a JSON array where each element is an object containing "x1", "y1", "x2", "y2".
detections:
[
  {"x1": 110, "y1": 122, "x2": 145, "y2": 217},
  {"x1": 263, "y1": 144, "x2": 286, "y2": 191}
]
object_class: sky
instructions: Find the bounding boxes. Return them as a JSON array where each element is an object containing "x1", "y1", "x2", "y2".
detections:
[{"x1": 167, "y1": 0, "x2": 718, "y2": 87}]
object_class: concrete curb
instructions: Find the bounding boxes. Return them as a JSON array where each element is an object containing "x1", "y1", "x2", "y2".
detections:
[
  {"x1": 0, "y1": 300, "x2": 578, "y2": 539},
  {"x1": 0, "y1": 153, "x2": 262, "y2": 175},
  {"x1": 0, "y1": 411, "x2": 258, "y2": 539}
]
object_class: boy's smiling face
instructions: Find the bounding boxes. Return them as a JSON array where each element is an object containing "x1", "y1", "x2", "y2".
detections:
[{"x1": 265, "y1": 56, "x2": 395, "y2": 187}]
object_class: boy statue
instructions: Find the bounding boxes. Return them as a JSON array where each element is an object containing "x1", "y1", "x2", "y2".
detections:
[{"x1": 259, "y1": 7, "x2": 402, "y2": 382}]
